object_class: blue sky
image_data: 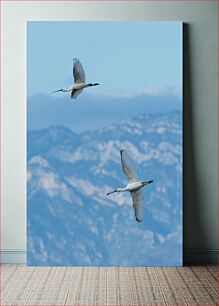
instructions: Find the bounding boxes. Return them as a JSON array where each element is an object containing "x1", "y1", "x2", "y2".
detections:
[
  {"x1": 27, "y1": 21, "x2": 182, "y2": 97},
  {"x1": 27, "y1": 21, "x2": 182, "y2": 132}
]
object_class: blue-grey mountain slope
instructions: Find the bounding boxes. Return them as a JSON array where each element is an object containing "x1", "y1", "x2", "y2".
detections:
[{"x1": 27, "y1": 111, "x2": 182, "y2": 266}]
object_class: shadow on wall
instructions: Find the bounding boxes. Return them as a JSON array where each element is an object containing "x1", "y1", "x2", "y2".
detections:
[{"x1": 183, "y1": 23, "x2": 207, "y2": 263}]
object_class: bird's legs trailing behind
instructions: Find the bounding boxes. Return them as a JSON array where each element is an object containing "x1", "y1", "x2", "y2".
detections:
[
  {"x1": 52, "y1": 88, "x2": 72, "y2": 93},
  {"x1": 106, "y1": 187, "x2": 127, "y2": 195}
]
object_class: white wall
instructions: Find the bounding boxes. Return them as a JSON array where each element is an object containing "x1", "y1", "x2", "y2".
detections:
[{"x1": 1, "y1": 1, "x2": 218, "y2": 263}]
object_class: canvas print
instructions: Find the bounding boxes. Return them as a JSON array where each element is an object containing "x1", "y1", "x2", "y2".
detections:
[{"x1": 27, "y1": 21, "x2": 183, "y2": 266}]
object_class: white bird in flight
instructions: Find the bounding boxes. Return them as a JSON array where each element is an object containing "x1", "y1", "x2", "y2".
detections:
[
  {"x1": 107, "y1": 150, "x2": 153, "y2": 222},
  {"x1": 52, "y1": 58, "x2": 99, "y2": 99}
]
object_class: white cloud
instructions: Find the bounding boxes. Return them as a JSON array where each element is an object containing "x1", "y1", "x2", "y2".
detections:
[
  {"x1": 29, "y1": 156, "x2": 49, "y2": 168},
  {"x1": 94, "y1": 85, "x2": 182, "y2": 100}
]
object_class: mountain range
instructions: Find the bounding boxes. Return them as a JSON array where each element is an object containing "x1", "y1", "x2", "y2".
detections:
[
  {"x1": 27, "y1": 92, "x2": 181, "y2": 132},
  {"x1": 27, "y1": 110, "x2": 182, "y2": 266}
]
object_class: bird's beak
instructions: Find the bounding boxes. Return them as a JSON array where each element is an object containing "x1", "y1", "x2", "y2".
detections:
[
  {"x1": 52, "y1": 89, "x2": 62, "y2": 93},
  {"x1": 106, "y1": 190, "x2": 116, "y2": 195},
  {"x1": 143, "y1": 180, "x2": 153, "y2": 186}
]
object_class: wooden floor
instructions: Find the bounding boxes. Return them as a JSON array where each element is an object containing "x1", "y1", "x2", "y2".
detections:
[{"x1": 1, "y1": 265, "x2": 218, "y2": 305}]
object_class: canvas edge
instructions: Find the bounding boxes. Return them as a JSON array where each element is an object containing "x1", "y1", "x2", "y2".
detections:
[{"x1": 0, "y1": 249, "x2": 217, "y2": 265}]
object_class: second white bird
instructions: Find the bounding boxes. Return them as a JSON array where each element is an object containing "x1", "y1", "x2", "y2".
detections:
[{"x1": 107, "y1": 149, "x2": 153, "y2": 222}]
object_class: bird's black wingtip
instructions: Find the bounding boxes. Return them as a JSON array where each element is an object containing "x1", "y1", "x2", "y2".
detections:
[
  {"x1": 148, "y1": 180, "x2": 154, "y2": 184},
  {"x1": 136, "y1": 217, "x2": 143, "y2": 222}
]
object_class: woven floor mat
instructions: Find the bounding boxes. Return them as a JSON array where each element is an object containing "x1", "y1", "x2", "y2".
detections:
[{"x1": 1, "y1": 265, "x2": 218, "y2": 305}]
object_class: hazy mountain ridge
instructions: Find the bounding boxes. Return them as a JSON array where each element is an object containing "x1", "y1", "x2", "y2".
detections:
[
  {"x1": 27, "y1": 111, "x2": 182, "y2": 266},
  {"x1": 27, "y1": 93, "x2": 181, "y2": 132}
]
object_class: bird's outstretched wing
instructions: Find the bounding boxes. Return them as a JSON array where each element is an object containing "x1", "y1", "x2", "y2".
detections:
[
  {"x1": 71, "y1": 88, "x2": 83, "y2": 99},
  {"x1": 131, "y1": 189, "x2": 144, "y2": 222},
  {"x1": 120, "y1": 149, "x2": 138, "y2": 182},
  {"x1": 73, "y1": 58, "x2": 85, "y2": 84}
]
